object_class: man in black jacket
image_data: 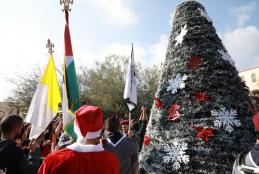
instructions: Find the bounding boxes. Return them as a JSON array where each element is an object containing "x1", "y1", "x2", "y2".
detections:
[
  {"x1": 232, "y1": 113, "x2": 259, "y2": 173},
  {"x1": 0, "y1": 115, "x2": 40, "y2": 174}
]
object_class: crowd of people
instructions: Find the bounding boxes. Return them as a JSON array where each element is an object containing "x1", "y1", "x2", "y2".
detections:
[
  {"x1": 0, "y1": 103, "x2": 259, "y2": 174},
  {"x1": 0, "y1": 105, "x2": 148, "y2": 174}
]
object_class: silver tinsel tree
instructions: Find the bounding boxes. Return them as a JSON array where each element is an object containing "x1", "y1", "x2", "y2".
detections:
[{"x1": 139, "y1": 1, "x2": 255, "y2": 173}]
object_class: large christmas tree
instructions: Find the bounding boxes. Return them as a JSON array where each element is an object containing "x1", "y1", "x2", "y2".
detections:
[{"x1": 139, "y1": 1, "x2": 255, "y2": 173}]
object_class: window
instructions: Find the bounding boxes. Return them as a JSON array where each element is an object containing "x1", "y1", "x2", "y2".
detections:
[{"x1": 251, "y1": 73, "x2": 256, "y2": 83}]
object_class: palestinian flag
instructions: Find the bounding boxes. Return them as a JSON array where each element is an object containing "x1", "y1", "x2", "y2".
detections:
[{"x1": 62, "y1": 10, "x2": 81, "y2": 140}]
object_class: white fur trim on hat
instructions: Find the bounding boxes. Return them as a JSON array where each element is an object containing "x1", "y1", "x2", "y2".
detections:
[
  {"x1": 67, "y1": 143, "x2": 104, "y2": 152},
  {"x1": 74, "y1": 120, "x2": 102, "y2": 144}
]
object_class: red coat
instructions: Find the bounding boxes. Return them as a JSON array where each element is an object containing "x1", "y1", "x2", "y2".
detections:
[{"x1": 38, "y1": 144, "x2": 119, "y2": 174}]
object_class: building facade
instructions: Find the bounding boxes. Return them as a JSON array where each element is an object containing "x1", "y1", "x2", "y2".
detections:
[{"x1": 239, "y1": 67, "x2": 259, "y2": 96}]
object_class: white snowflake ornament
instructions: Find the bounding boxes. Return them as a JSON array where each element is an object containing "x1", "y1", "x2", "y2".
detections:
[
  {"x1": 167, "y1": 74, "x2": 187, "y2": 94},
  {"x1": 163, "y1": 141, "x2": 189, "y2": 170},
  {"x1": 218, "y1": 49, "x2": 235, "y2": 66},
  {"x1": 211, "y1": 106, "x2": 241, "y2": 133},
  {"x1": 175, "y1": 24, "x2": 188, "y2": 46},
  {"x1": 198, "y1": 8, "x2": 212, "y2": 22}
]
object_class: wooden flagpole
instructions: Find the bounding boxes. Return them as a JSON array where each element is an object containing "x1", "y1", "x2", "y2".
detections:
[{"x1": 128, "y1": 111, "x2": 131, "y2": 131}]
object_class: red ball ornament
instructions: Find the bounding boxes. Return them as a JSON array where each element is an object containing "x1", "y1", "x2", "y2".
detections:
[
  {"x1": 167, "y1": 104, "x2": 181, "y2": 121},
  {"x1": 155, "y1": 98, "x2": 163, "y2": 109},
  {"x1": 187, "y1": 56, "x2": 203, "y2": 70},
  {"x1": 193, "y1": 126, "x2": 215, "y2": 142},
  {"x1": 194, "y1": 92, "x2": 210, "y2": 103},
  {"x1": 143, "y1": 135, "x2": 151, "y2": 146}
]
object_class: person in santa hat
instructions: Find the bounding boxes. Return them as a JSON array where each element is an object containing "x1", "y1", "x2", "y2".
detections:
[
  {"x1": 232, "y1": 112, "x2": 259, "y2": 173},
  {"x1": 38, "y1": 105, "x2": 120, "y2": 174}
]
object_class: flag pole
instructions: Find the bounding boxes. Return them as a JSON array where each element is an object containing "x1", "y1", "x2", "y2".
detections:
[
  {"x1": 128, "y1": 111, "x2": 131, "y2": 131},
  {"x1": 60, "y1": 0, "x2": 81, "y2": 140},
  {"x1": 30, "y1": 39, "x2": 55, "y2": 141},
  {"x1": 128, "y1": 43, "x2": 133, "y2": 131},
  {"x1": 124, "y1": 43, "x2": 137, "y2": 131},
  {"x1": 33, "y1": 39, "x2": 55, "y2": 141}
]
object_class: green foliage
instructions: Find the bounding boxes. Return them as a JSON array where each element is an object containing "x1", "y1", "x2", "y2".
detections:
[
  {"x1": 78, "y1": 55, "x2": 128, "y2": 118},
  {"x1": 6, "y1": 55, "x2": 160, "y2": 120},
  {"x1": 78, "y1": 55, "x2": 160, "y2": 119}
]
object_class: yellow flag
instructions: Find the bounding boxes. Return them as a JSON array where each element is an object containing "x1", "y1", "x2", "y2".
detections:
[{"x1": 25, "y1": 55, "x2": 61, "y2": 139}]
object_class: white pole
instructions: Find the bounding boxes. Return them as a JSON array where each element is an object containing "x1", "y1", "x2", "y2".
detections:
[{"x1": 128, "y1": 111, "x2": 131, "y2": 131}]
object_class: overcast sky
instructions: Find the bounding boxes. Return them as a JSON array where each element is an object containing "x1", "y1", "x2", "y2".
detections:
[{"x1": 0, "y1": 0, "x2": 259, "y2": 101}]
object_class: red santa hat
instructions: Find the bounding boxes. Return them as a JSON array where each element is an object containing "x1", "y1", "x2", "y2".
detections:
[
  {"x1": 74, "y1": 105, "x2": 103, "y2": 142},
  {"x1": 253, "y1": 113, "x2": 259, "y2": 131},
  {"x1": 120, "y1": 120, "x2": 129, "y2": 126}
]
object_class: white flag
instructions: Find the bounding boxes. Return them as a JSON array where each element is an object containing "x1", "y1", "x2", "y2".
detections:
[
  {"x1": 25, "y1": 55, "x2": 61, "y2": 139},
  {"x1": 124, "y1": 44, "x2": 137, "y2": 111}
]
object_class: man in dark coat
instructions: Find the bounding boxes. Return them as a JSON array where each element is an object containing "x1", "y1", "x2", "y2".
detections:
[
  {"x1": 0, "y1": 115, "x2": 40, "y2": 174},
  {"x1": 232, "y1": 113, "x2": 259, "y2": 173}
]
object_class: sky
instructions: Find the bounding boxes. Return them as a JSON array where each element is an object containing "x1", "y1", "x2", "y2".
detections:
[{"x1": 0, "y1": 0, "x2": 259, "y2": 101}]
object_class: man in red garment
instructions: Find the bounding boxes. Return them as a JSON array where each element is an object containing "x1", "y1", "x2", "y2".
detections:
[{"x1": 38, "y1": 105, "x2": 119, "y2": 174}]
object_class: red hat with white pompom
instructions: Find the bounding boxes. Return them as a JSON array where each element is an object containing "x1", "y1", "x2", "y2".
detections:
[
  {"x1": 74, "y1": 105, "x2": 103, "y2": 142},
  {"x1": 253, "y1": 113, "x2": 259, "y2": 131}
]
